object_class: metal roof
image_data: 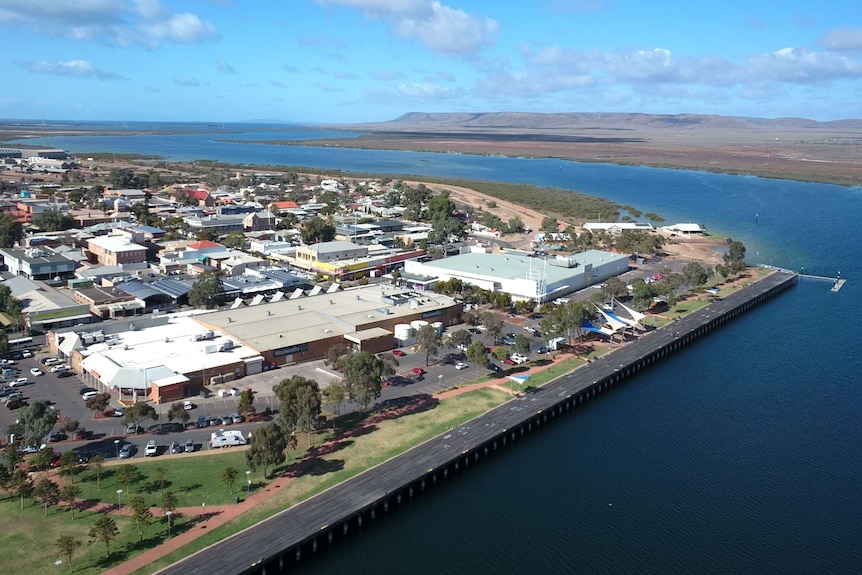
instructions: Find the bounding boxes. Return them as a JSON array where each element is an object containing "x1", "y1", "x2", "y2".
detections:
[{"x1": 150, "y1": 278, "x2": 193, "y2": 299}]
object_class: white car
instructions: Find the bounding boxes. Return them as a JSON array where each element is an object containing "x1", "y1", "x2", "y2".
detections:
[
  {"x1": 455, "y1": 362, "x2": 468, "y2": 370},
  {"x1": 145, "y1": 440, "x2": 158, "y2": 456},
  {"x1": 43, "y1": 358, "x2": 61, "y2": 366},
  {"x1": 10, "y1": 378, "x2": 29, "y2": 387},
  {"x1": 511, "y1": 354, "x2": 529, "y2": 364},
  {"x1": 50, "y1": 365, "x2": 68, "y2": 373},
  {"x1": 21, "y1": 350, "x2": 32, "y2": 358},
  {"x1": 183, "y1": 400, "x2": 194, "y2": 410},
  {"x1": 81, "y1": 391, "x2": 99, "y2": 401},
  {"x1": 456, "y1": 343, "x2": 468, "y2": 352},
  {"x1": 30, "y1": 368, "x2": 44, "y2": 376}
]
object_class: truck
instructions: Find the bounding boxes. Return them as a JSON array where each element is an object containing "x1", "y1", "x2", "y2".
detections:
[{"x1": 209, "y1": 429, "x2": 247, "y2": 448}]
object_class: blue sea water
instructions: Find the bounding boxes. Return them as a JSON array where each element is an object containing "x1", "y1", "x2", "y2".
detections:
[{"x1": 11, "y1": 127, "x2": 862, "y2": 573}]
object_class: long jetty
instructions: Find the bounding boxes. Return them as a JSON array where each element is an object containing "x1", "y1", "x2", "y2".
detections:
[{"x1": 157, "y1": 271, "x2": 798, "y2": 575}]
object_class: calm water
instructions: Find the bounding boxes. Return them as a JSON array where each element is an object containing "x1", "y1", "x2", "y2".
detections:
[{"x1": 13, "y1": 128, "x2": 862, "y2": 573}]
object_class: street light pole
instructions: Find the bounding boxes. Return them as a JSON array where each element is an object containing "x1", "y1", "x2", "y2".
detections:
[
  {"x1": 116, "y1": 489, "x2": 123, "y2": 510},
  {"x1": 165, "y1": 510, "x2": 173, "y2": 539},
  {"x1": 114, "y1": 439, "x2": 120, "y2": 459},
  {"x1": 54, "y1": 560, "x2": 62, "y2": 574},
  {"x1": 246, "y1": 470, "x2": 251, "y2": 493}
]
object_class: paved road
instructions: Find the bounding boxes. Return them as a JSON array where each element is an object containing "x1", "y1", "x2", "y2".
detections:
[{"x1": 157, "y1": 272, "x2": 796, "y2": 575}]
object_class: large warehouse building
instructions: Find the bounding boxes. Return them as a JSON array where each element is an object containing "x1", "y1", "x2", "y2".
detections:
[
  {"x1": 402, "y1": 249, "x2": 630, "y2": 302},
  {"x1": 49, "y1": 285, "x2": 462, "y2": 402}
]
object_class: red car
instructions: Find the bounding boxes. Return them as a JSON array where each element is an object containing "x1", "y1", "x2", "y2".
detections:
[
  {"x1": 412, "y1": 367, "x2": 425, "y2": 375},
  {"x1": 391, "y1": 350, "x2": 406, "y2": 357},
  {"x1": 503, "y1": 358, "x2": 516, "y2": 366}
]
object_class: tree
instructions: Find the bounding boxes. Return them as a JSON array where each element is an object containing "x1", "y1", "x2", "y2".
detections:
[
  {"x1": 85, "y1": 392, "x2": 111, "y2": 412},
  {"x1": 160, "y1": 490, "x2": 178, "y2": 515},
  {"x1": 89, "y1": 516, "x2": 119, "y2": 557},
  {"x1": 723, "y1": 241, "x2": 747, "y2": 274},
  {"x1": 34, "y1": 447, "x2": 56, "y2": 476},
  {"x1": 466, "y1": 340, "x2": 489, "y2": 378},
  {"x1": 513, "y1": 334, "x2": 531, "y2": 355},
  {"x1": 221, "y1": 230, "x2": 246, "y2": 249},
  {"x1": 480, "y1": 312, "x2": 504, "y2": 344},
  {"x1": 238, "y1": 388, "x2": 256, "y2": 416},
  {"x1": 154, "y1": 467, "x2": 167, "y2": 492},
  {"x1": 17, "y1": 400, "x2": 58, "y2": 449},
  {"x1": 322, "y1": 380, "x2": 347, "y2": 423},
  {"x1": 60, "y1": 483, "x2": 81, "y2": 519},
  {"x1": 323, "y1": 342, "x2": 350, "y2": 370},
  {"x1": 188, "y1": 270, "x2": 224, "y2": 309},
  {"x1": 124, "y1": 403, "x2": 159, "y2": 432},
  {"x1": 33, "y1": 209, "x2": 75, "y2": 232},
  {"x1": 416, "y1": 324, "x2": 441, "y2": 366},
  {"x1": 116, "y1": 464, "x2": 141, "y2": 495},
  {"x1": 245, "y1": 423, "x2": 287, "y2": 478},
  {"x1": 682, "y1": 261, "x2": 710, "y2": 287},
  {"x1": 166, "y1": 402, "x2": 190, "y2": 426},
  {"x1": 274, "y1": 376, "x2": 321, "y2": 434},
  {"x1": 506, "y1": 216, "x2": 525, "y2": 234},
  {"x1": 107, "y1": 168, "x2": 136, "y2": 189},
  {"x1": 56, "y1": 535, "x2": 81, "y2": 573},
  {"x1": 0, "y1": 212, "x2": 24, "y2": 247},
  {"x1": 446, "y1": 329, "x2": 472, "y2": 351},
  {"x1": 300, "y1": 216, "x2": 336, "y2": 244},
  {"x1": 58, "y1": 451, "x2": 79, "y2": 483},
  {"x1": 492, "y1": 346, "x2": 510, "y2": 362},
  {"x1": 540, "y1": 216, "x2": 559, "y2": 234},
  {"x1": 128, "y1": 495, "x2": 153, "y2": 541},
  {"x1": 222, "y1": 466, "x2": 238, "y2": 494},
  {"x1": 90, "y1": 455, "x2": 105, "y2": 489},
  {"x1": 602, "y1": 276, "x2": 628, "y2": 302},
  {"x1": 34, "y1": 478, "x2": 60, "y2": 516},
  {"x1": 9, "y1": 469, "x2": 33, "y2": 509},
  {"x1": 341, "y1": 351, "x2": 384, "y2": 412},
  {"x1": 3, "y1": 441, "x2": 23, "y2": 474}
]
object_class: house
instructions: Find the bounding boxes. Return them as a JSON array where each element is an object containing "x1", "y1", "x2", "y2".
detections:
[
  {"x1": 87, "y1": 236, "x2": 148, "y2": 266},
  {"x1": 0, "y1": 246, "x2": 77, "y2": 280}
]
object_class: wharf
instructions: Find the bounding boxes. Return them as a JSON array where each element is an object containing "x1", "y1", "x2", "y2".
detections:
[{"x1": 157, "y1": 271, "x2": 798, "y2": 575}]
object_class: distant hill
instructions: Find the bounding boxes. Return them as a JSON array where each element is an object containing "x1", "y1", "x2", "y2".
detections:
[{"x1": 340, "y1": 112, "x2": 862, "y2": 133}]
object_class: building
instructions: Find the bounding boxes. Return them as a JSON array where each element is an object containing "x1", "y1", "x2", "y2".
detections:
[
  {"x1": 661, "y1": 223, "x2": 705, "y2": 235},
  {"x1": 402, "y1": 249, "x2": 630, "y2": 302},
  {"x1": 1, "y1": 276, "x2": 92, "y2": 331},
  {"x1": 87, "y1": 236, "x2": 148, "y2": 266},
  {"x1": 582, "y1": 222, "x2": 655, "y2": 235},
  {"x1": 290, "y1": 241, "x2": 424, "y2": 281},
  {"x1": 183, "y1": 214, "x2": 245, "y2": 236},
  {"x1": 0, "y1": 246, "x2": 78, "y2": 280},
  {"x1": 194, "y1": 284, "x2": 462, "y2": 366},
  {"x1": 295, "y1": 241, "x2": 368, "y2": 266}
]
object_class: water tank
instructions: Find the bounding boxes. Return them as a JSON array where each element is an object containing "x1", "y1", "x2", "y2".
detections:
[
  {"x1": 394, "y1": 324, "x2": 414, "y2": 340},
  {"x1": 411, "y1": 320, "x2": 429, "y2": 332},
  {"x1": 431, "y1": 321, "x2": 444, "y2": 334}
]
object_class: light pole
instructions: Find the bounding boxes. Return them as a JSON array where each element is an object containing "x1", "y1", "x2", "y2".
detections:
[
  {"x1": 246, "y1": 470, "x2": 251, "y2": 493},
  {"x1": 116, "y1": 489, "x2": 123, "y2": 510},
  {"x1": 54, "y1": 560, "x2": 62, "y2": 574},
  {"x1": 114, "y1": 439, "x2": 120, "y2": 459},
  {"x1": 165, "y1": 510, "x2": 173, "y2": 539}
]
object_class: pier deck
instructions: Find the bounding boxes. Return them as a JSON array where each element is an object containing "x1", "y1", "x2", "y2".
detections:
[{"x1": 157, "y1": 271, "x2": 797, "y2": 575}]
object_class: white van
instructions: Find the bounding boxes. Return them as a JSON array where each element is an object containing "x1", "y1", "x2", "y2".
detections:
[{"x1": 82, "y1": 391, "x2": 99, "y2": 401}]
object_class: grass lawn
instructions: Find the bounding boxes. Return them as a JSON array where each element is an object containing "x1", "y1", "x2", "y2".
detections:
[{"x1": 134, "y1": 387, "x2": 509, "y2": 575}]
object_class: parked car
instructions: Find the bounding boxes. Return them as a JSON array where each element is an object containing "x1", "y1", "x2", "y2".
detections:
[
  {"x1": 21, "y1": 350, "x2": 32, "y2": 358},
  {"x1": 29, "y1": 368, "x2": 44, "y2": 376},
  {"x1": 457, "y1": 343, "x2": 468, "y2": 352},
  {"x1": 411, "y1": 367, "x2": 425, "y2": 375},
  {"x1": 486, "y1": 362, "x2": 501, "y2": 372},
  {"x1": 230, "y1": 413, "x2": 244, "y2": 424},
  {"x1": 112, "y1": 407, "x2": 125, "y2": 417},
  {"x1": 48, "y1": 431, "x2": 67, "y2": 442},
  {"x1": 78, "y1": 387, "x2": 97, "y2": 396},
  {"x1": 536, "y1": 346, "x2": 550, "y2": 354},
  {"x1": 391, "y1": 349, "x2": 406, "y2": 357},
  {"x1": 3, "y1": 391, "x2": 23, "y2": 403},
  {"x1": 49, "y1": 365, "x2": 68, "y2": 373},
  {"x1": 125, "y1": 422, "x2": 138, "y2": 434},
  {"x1": 185, "y1": 439, "x2": 195, "y2": 453},
  {"x1": 455, "y1": 362, "x2": 468, "y2": 370},
  {"x1": 75, "y1": 428, "x2": 91, "y2": 440},
  {"x1": 197, "y1": 415, "x2": 209, "y2": 428},
  {"x1": 118, "y1": 444, "x2": 132, "y2": 459},
  {"x1": 76, "y1": 451, "x2": 92, "y2": 464},
  {"x1": 208, "y1": 416, "x2": 222, "y2": 426},
  {"x1": 170, "y1": 441, "x2": 182, "y2": 454},
  {"x1": 183, "y1": 400, "x2": 194, "y2": 410},
  {"x1": 11, "y1": 378, "x2": 29, "y2": 387},
  {"x1": 511, "y1": 353, "x2": 529, "y2": 364},
  {"x1": 145, "y1": 440, "x2": 158, "y2": 456},
  {"x1": 6, "y1": 398, "x2": 25, "y2": 409},
  {"x1": 57, "y1": 371, "x2": 75, "y2": 378},
  {"x1": 82, "y1": 391, "x2": 99, "y2": 401},
  {"x1": 42, "y1": 358, "x2": 61, "y2": 366},
  {"x1": 0, "y1": 359, "x2": 14, "y2": 366}
]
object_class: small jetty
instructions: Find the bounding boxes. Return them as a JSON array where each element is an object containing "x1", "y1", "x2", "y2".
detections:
[{"x1": 760, "y1": 265, "x2": 845, "y2": 292}]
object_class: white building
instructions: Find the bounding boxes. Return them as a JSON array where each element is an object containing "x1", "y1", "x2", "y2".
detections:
[{"x1": 403, "y1": 249, "x2": 630, "y2": 302}]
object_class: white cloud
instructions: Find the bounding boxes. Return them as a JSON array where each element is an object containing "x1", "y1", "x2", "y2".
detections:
[
  {"x1": 218, "y1": 59, "x2": 237, "y2": 74},
  {"x1": 747, "y1": 47, "x2": 862, "y2": 83},
  {"x1": 173, "y1": 76, "x2": 202, "y2": 87},
  {"x1": 818, "y1": 27, "x2": 862, "y2": 52},
  {"x1": 17, "y1": 58, "x2": 126, "y2": 80},
  {"x1": 316, "y1": 0, "x2": 497, "y2": 55},
  {"x1": 0, "y1": 0, "x2": 219, "y2": 47},
  {"x1": 397, "y1": 82, "x2": 464, "y2": 99}
]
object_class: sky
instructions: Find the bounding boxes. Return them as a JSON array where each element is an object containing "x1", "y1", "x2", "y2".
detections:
[{"x1": 2, "y1": 0, "x2": 862, "y2": 123}]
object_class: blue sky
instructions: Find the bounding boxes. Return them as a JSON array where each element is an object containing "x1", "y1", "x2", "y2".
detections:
[{"x1": 2, "y1": 0, "x2": 862, "y2": 123}]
